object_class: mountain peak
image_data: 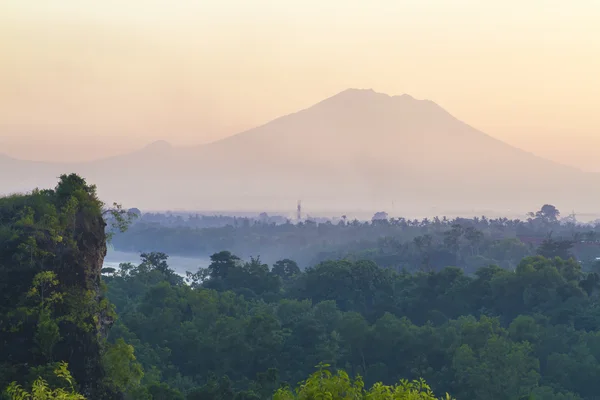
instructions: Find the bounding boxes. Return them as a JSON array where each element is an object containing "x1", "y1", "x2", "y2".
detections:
[
  {"x1": 0, "y1": 88, "x2": 596, "y2": 213},
  {"x1": 393, "y1": 93, "x2": 415, "y2": 100},
  {"x1": 323, "y1": 88, "x2": 433, "y2": 106},
  {"x1": 340, "y1": 87, "x2": 378, "y2": 94},
  {"x1": 333, "y1": 88, "x2": 388, "y2": 99}
]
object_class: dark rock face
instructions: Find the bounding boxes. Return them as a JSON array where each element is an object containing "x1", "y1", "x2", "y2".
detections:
[{"x1": 71, "y1": 211, "x2": 116, "y2": 398}]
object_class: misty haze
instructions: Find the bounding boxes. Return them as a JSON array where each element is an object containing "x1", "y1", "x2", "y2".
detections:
[
  {"x1": 3, "y1": 1, "x2": 600, "y2": 400},
  {"x1": 3, "y1": 88, "x2": 600, "y2": 217}
]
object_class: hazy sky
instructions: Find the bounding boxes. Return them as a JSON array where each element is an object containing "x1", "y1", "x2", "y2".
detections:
[{"x1": 2, "y1": 0, "x2": 600, "y2": 169}]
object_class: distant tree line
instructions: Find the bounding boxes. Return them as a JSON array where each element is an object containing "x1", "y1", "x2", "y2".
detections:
[{"x1": 111, "y1": 204, "x2": 600, "y2": 271}]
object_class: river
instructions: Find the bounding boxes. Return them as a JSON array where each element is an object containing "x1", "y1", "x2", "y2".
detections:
[{"x1": 103, "y1": 250, "x2": 211, "y2": 277}]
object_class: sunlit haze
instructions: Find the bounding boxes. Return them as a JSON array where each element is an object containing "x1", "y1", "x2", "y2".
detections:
[
  {"x1": 2, "y1": 0, "x2": 600, "y2": 170},
  {"x1": 5, "y1": 3, "x2": 600, "y2": 396}
]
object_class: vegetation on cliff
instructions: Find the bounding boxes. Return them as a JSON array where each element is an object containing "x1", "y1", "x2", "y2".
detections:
[{"x1": 0, "y1": 174, "x2": 137, "y2": 399}]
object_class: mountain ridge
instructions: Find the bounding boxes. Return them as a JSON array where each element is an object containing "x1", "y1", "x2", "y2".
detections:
[
  {"x1": 0, "y1": 88, "x2": 596, "y2": 213},
  {"x1": 0, "y1": 89, "x2": 585, "y2": 173}
]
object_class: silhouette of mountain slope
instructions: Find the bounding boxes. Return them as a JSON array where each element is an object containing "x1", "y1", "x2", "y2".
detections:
[{"x1": 1, "y1": 89, "x2": 597, "y2": 213}]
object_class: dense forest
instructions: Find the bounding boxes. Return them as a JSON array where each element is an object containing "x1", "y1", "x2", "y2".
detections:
[
  {"x1": 102, "y1": 250, "x2": 598, "y2": 399},
  {"x1": 0, "y1": 176, "x2": 448, "y2": 399},
  {"x1": 3, "y1": 176, "x2": 600, "y2": 399}
]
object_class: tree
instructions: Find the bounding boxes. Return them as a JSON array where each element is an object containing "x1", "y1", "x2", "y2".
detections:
[
  {"x1": 34, "y1": 311, "x2": 61, "y2": 362},
  {"x1": 444, "y1": 224, "x2": 464, "y2": 260},
  {"x1": 139, "y1": 252, "x2": 170, "y2": 274},
  {"x1": 23, "y1": 272, "x2": 64, "y2": 362},
  {"x1": 5, "y1": 362, "x2": 85, "y2": 400},
  {"x1": 452, "y1": 335, "x2": 540, "y2": 400},
  {"x1": 272, "y1": 259, "x2": 301, "y2": 281},
  {"x1": 528, "y1": 205, "x2": 560, "y2": 224},
  {"x1": 464, "y1": 227, "x2": 484, "y2": 256},
  {"x1": 273, "y1": 364, "x2": 451, "y2": 399},
  {"x1": 207, "y1": 251, "x2": 241, "y2": 280},
  {"x1": 372, "y1": 212, "x2": 389, "y2": 222},
  {"x1": 414, "y1": 234, "x2": 434, "y2": 272},
  {"x1": 103, "y1": 202, "x2": 139, "y2": 242},
  {"x1": 102, "y1": 338, "x2": 144, "y2": 393},
  {"x1": 536, "y1": 236, "x2": 574, "y2": 260}
]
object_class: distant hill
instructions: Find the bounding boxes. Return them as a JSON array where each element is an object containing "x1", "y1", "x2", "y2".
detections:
[{"x1": 1, "y1": 88, "x2": 598, "y2": 215}]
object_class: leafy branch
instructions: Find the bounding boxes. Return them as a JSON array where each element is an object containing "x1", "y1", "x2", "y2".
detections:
[{"x1": 102, "y1": 203, "x2": 138, "y2": 242}]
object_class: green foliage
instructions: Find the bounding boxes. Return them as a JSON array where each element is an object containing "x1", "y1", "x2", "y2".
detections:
[
  {"x1": 272, "y1": 259, "x2": 301, "y2": 281},
  {"x1": 5, "y1": 362, "x2": 85, "y2": 400},
  {"x1": 102, "y1": 339, "x2": 144, "y2": 392},
  {"x1": 0, "y1": 175, "x2": 131, "y2": 399},
  {"x1": 101, "y1": 251, "x2": 600, "y2": 399},
  {"x1": 104, "y1": 202, "x2": 139, "y2": 242},
  {"x1": 28, "y1": 271, "x2": 64, "y2": 309},
  {"x1": 452, "y1": 336, "x2": 539, "y2": 399},
  {"x1": 537, "y1": 236, "x2": 575, "y2": 260},
  {"x1": 273, "y1": 364, "x2": 451, "y2": 399},
  {"x1": 34, "y1": 310, "x2": 61, "y2": 361},
  {"x1": 196, "y1": 251, "x2": 281, "y2": 298}
]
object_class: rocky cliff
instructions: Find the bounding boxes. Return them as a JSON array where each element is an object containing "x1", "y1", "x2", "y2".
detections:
[{"x1": 0, "y1": 174, "x2": 119, "y2": 398}]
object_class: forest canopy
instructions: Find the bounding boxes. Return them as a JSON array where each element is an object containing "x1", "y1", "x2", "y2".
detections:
[{"x1": 3, "y1": 176, "x2": 600, "y2": 400}]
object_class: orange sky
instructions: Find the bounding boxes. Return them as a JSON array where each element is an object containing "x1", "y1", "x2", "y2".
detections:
[{"x1": 1, "y1": 0, "x2": 600, "y2": 170}]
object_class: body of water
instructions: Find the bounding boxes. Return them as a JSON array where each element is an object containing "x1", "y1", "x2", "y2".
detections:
[{"x1": 103, "y1": 250, "x2": 211, "y2": 277}]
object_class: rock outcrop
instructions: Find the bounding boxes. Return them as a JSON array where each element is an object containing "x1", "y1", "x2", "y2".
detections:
[{"x1": 0, "y1": 174, "x2": 120, "y2": 398}]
